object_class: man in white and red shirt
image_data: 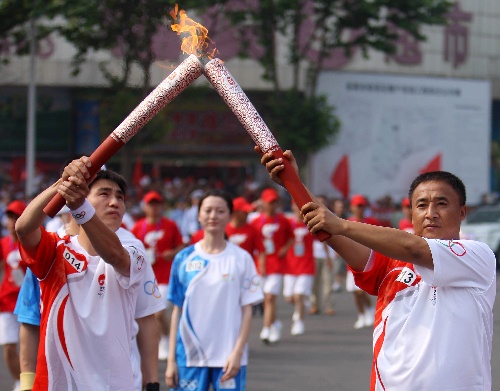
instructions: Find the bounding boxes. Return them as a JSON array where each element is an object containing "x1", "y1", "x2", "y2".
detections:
[
  {"x1": 283, "y1": 202, "x2": 315, "y2": 336},
  {"x1": 16, "y1": 158, "x2": 146, "y2": 391},
  {"x1": 250, "y1": 188, "x2": 293, "y2": 344},
  {"x1": 131, "y1": 190, "x2": 184, "y2": 360},
  {"x1": 226, "y1": 196, "x2": 262, "y2": 260},
  {"x1": 261, "y1": 150, "x2": 496, "y2": 391}
]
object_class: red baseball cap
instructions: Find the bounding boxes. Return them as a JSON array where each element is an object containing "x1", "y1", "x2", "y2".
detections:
[
  {"x1": 402, "y1": 197, "x2": 410, "y2": 207},
  {"x1": 142, "y1": 191, "x2": 163, "y2": 204},
  {"x1": 6, "y1": 200, "x2": 27, "y2": 217},
  {"x1": 261, "y1": 188, "x2": 279, "y2": 203},
  {"x1": 233, "y1": 197, "x2": 255, "y2": 213},
  {"x1": 350, "y1": 194, "x2": 368, "y2": 207}
]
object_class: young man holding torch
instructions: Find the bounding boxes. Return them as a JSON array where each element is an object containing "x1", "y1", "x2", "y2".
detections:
[
  {"x1": 258, "y1": 148, "x2": 496, "y2": 390},
  {"x1": 15, "y1": 157, "x2": 146, "y2": 390}
]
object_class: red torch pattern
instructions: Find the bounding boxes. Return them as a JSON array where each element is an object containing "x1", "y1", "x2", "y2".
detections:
[
  {"x1": 44, "y1": 54, "x2": 203, "y2": 217},
  {"x1": 203, "y1": 58, "x2": 330, "y2": 241}
]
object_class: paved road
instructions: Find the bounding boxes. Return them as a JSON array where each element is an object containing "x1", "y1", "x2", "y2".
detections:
[{"x1": 2, "y1": 279, "x2": 500, "y2": 390}]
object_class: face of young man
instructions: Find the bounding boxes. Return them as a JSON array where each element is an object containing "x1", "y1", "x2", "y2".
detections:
[
  {"x1": 87, "y1": 179, "x2": 125, "y2": 232},
  {"x1": 410, "y1": 180, "x2": 466, "y2": 240}
]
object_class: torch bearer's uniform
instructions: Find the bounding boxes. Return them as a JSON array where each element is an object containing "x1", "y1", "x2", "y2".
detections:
[{"x1": 19, "y1": 228, "x2": 146, "y2": 391}]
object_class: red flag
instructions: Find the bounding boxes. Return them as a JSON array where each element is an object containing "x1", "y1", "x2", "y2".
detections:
[
  {"x1": 132, "y1": 154, "x2": 143, "y2": 187},
  {"x1": 330, "y1": 155, "x2": 350, "y2": 199},
  {"x1": 419, "y1": 153, "x2": 441, "y2": 174}
]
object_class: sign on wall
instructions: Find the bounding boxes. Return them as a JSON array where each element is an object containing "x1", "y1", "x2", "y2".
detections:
[{"x1": 310, "y1": 72, "x2": 491, "y2": 204}]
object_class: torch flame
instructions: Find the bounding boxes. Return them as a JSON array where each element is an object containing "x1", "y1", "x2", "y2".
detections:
[{"x1": 169, "y1": 4, "x2": 217, "y2": 59}]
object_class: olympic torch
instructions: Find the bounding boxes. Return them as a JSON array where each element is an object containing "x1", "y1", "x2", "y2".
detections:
[
  {"x1": 43, "y1": 54, "x2": 203, "y2": 217},
  {"x1": 202, "y1": 59, "x2": 330, "y2": 241},
  {"x1": 169, "y1": 6, "x2": 330, "y2": 241}
]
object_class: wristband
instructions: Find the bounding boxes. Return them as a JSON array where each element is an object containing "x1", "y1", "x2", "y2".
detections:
[
  {"x1": 145, "y1": 383, "x2": 160, "y2": 391},
  {"x1": 20, "y1": 371, "x2": 36, "y2": 390},
  {"x1": 70, "y1": 199, "x2": 96, "y2": 225}
]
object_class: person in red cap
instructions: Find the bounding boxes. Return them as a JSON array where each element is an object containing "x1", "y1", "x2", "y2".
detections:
[
  {"x1": 0, "y1": 200, "x2": 27, "y2": 391},
  {"x1": 132, "y1": 190, "x2": 185, "y2": 361},
  {"x1": 346, "y1": 194, "x2": 380, "y2": 329},
  {"x1": 398, "y1": 197, "x2": 414, "y2": 233},
  {"x1": 283, "y1": 201, "x2": 315, "y2": 336},
  {"x1": 250, "y1": 188, "x2": 293, "y2": 344},
  {"x1": 226, "y1": 197, "x2": 261, "y2": 256}
]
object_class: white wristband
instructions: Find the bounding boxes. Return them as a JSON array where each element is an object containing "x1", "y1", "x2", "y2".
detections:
[{"x1": 70, "y1": 199, "x2": 96, "y2": 225}]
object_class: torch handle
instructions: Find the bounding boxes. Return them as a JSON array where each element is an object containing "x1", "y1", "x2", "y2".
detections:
[
  {"x1": 270, "y1": 148, "x2": 331, "y2": 242},
  {"x1": 43, "y1": 136, "x2": 125, "y2": 217},
  {"x1": 43, "y1": 54, "x2": 203, "y2": 218}
]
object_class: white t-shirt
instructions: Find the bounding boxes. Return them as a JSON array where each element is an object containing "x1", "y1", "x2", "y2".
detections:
[
  {"x1": 116, "y1": 228, "x2": 166, "y2": 391},
  {"x1": 21, "y1": 228, "x2": 147, "y2": 391},
  {"x1": 354, "y1": 239, "x2": 496, "y2": 391},
  {"x1": 168, "y1": 242, "x2": 264, "y2": 367}
]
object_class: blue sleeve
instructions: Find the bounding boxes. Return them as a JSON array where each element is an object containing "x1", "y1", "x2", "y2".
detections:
[
  {"x1": 167, "y1": 246, "x2": 194, "y2": 308},
  {"x1": 14, "y1": 268, "x2": 41, "y2": 326}
]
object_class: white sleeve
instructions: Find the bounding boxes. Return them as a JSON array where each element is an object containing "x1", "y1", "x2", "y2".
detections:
[
  {"x1": 135, "y1": 261, "x2": 166, "y2": 319},
  {"x1": 415, "y1": 239, "x2": 496, "y2": 291},
  {"x1": 240, "y1": 251, "x2": 264, "y2": 306}
]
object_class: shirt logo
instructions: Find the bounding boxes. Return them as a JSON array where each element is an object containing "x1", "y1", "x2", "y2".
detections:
[
  {"x1": 436, "y1": 239, "x2": 466, "y2": 256},
  {"x1": 98, "y1": 273, "x2": 106, "y2": 299},
  {"x1": 144, "y1": 279, "x2": 162, "y2": 298},
  {"x1": 186, "y1": 260, "x2": 204, "y2": 272},
  {"x1": 243, "y1": 275, "x2": 261, "y2": 292},
  {"x1": 131, "y1": 246, "x2": 145, "y2": 270},
  {"x1": 396, "y1": 267, "x2": 417, "y2": 286}
]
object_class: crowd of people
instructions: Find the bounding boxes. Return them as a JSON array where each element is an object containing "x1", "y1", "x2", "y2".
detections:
[{"x1": 0, "y1": 151, "x2": 496, "y2": 391}]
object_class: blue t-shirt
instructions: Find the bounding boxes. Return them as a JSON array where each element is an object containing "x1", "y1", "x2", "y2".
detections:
[{"x1": 14, "y1": 267, "x2": 41, "y2": 326}]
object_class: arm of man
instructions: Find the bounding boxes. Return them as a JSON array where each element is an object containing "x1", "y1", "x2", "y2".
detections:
[
  {"x1": 136, "y1": 314, "x2": 160, "y2": 386},
  {"x1": 257, "y1": 147, "x2": 433, "y2": 270},
  {"x1": 221, "y1": 304, "x2": 253, "y2": 382},
  {"x1": 79, "y1": 216, "x2": 132, "y2": 276},
  {"x1": 15, "y1": 182, "x2": 61, "y2": 252},
  {"x1": 165, "y1": 305, "x2": 181, "y2": 389},
  {"x1": 60, "y1": 157, "x2": 131, "y2": 276}
]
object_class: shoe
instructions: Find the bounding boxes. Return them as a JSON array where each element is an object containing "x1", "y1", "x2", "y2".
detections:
[
  {"x1": 309, "y1": 306, "x2": 320, "y2": 315},
  {"x1": 354, "y1": 315, "x2": 365, "y2": 329},
  {"x1": 291, "y1": 319, "x2": 305, "y2": 336},
  {"x1": 158, "y1": 335, "x2": 169, "y2": 360},
  {"x1": 325, "y1": 308, "x2": 335, "y2": 316},
  {"x1": 260, "y1": 327, "x2": 270, "y2": 344},
  {"x1": 363, "y1": 307, "x2": 375, "y2": 327},
  {"x1": 268, "y1": 320, "x2": 282, "y2": 343}
]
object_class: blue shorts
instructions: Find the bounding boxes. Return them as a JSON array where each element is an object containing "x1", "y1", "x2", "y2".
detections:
[
  {"x1": 173, "y1": 366, "x2": 246, "y2": 391},
  {"x1": 13, "y1": 268, "x2": 41, "y2": 326}
]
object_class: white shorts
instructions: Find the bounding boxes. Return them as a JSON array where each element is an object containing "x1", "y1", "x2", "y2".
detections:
[
  {"x1": 283, "y1": 275, "x2": 314, "y2": 297},
  {"x1": 0, "y1": 312, "x2": 20, "y2": 345},
  {"x1": 158, "y1": 284, "x2": 170, "y2": 310},
  {"x1": 345, "y1": 270, "x2": 361, "y2": 292},
  {"x1": 262, "y1": 274, "x2": 283, "y2": 295}
]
